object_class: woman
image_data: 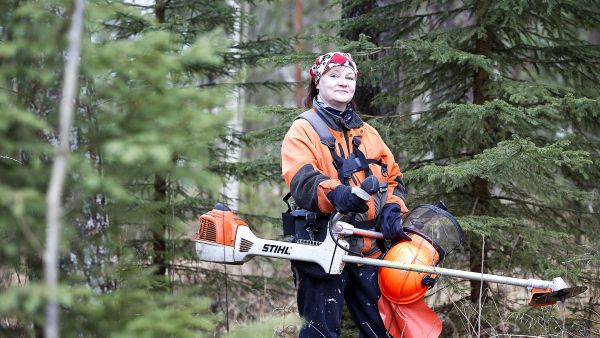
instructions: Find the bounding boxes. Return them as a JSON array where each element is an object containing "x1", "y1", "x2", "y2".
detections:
[{"x1": 281, "y1": 52, "x2": 410, "y2": 338}]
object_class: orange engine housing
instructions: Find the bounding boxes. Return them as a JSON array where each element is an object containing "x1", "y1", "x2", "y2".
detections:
[
  {"x1": 195, "y1": 205, "x2": 248, "y2": 247},
  {"x1": 378, "y1": 233, "x2": 440, "y2": 304}
]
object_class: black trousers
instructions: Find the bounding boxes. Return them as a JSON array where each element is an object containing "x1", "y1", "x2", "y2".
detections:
[{"x1": 292, "y1": 262, "x2": 389, "y2": 338}]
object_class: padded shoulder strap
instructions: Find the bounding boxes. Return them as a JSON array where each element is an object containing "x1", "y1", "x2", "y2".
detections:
[{"x1": 298, "y1": 110, "x2": 336, "y2": 148}]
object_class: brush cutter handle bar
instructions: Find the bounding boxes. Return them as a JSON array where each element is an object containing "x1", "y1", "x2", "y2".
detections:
[
  {"x1": 348, "y1": 228, "x2": 385, "y2": 239},
  {"x1": 330, "y1": 215, "x2": 386, "y2": 240},
  {"x1": 342, "y1": 256, "x2": 555, "y2": 290},
  {"x1": 330, "y1": 212, "x2": 345, "y2": 228},
  {"x1": 334, "y1": 223, "x2": 385, "y2": 239}
]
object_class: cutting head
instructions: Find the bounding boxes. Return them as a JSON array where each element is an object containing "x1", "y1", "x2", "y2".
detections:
[
  {"x1": 529, "y1": 277, "x2": 587, "y2": 306},
  {"x1": 529, "y1": 286, "x2": 588, "y2": 306}
]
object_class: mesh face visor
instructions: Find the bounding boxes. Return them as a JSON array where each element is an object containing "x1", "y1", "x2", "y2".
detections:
[{"x1": 402, "y1": 203, "x2": 464, "y2": 261}]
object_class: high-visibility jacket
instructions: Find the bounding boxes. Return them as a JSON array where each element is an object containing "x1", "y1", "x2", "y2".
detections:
[{"x1": 281, "y1": 106, "x2": 408, "y2": 222}]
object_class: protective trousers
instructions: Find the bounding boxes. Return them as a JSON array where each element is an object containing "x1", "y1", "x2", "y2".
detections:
[{"x1": 292, "y1": 263, "x2": 389, "y2": 338}]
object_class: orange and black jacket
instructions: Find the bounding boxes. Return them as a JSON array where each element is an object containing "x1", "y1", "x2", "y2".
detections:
[{"x1": 281, "y1": 103, "x2": 408, "y2": 224}]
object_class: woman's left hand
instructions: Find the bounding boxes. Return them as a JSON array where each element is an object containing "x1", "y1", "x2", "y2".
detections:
[{"x1": 379, "y1": 203, "x2": 411, "y2": 242}]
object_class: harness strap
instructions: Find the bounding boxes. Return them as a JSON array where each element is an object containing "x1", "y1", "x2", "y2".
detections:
[
  {"x1": 297, "y1": 110, "x2": 378, "y2": 186},
  {"x1": 331, "y1": 144, "x2": 347, "y2": 184},
  {"x1": 367, "y1": 159, "x2": 388, "y2": 176},
  {"x1": 298, "y1": 110, "x2": 351, "y2": 183},
  {"x1": 351, "y1": 136, "x2": 373, "y2": 177},
  {"x1": 298, "y1": 110, "x2": 336, "y2": 148},
  {"x1": 283, "y1": 191, "x2": 292, "y2": 213}
]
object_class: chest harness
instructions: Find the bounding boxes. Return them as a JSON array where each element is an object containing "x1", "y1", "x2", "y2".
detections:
[{"x1": 282, "y1": 110, "x2": 388, "y2": 238}]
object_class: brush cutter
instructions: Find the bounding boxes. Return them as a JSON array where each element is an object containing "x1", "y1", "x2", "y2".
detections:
[{"x1": 194, "y1": 179, "x2": 586, "y2": 307}]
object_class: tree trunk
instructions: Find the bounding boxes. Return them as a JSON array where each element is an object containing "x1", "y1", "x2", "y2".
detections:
[
  {"x1": 467, "y1": 178, "x2": 491, "y2": 302},
  {"x1": 44, "y1": 1, "x2": 85, "y2": 336},
  {"x1": 27, "y1": 256, "x2": 44, "y2": 338},
  {"x1": 294, "y1": 0, "x2": 304, "y2": 108},
  {"x1": 152, "y1": 174, "x2": 168, "y2": 278},
  {"x1": 469, "y1": 0, "x2": 492, "y2": 303},
  {"x1": 152, "y1": 0, "x2": 168, "y2": 282},
  {"x1": 340, "y1": 0, "x2": 384, "y2": 116}
]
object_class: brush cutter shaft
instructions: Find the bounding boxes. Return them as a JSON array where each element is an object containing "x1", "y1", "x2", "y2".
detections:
[{"x1": 342, "y1": 256, "x2": 555, "y2": 290}]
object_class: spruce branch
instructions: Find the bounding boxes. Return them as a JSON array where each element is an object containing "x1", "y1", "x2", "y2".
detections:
[{"x1": 488, "y1": 195, "x2": 600, "y2": 216}]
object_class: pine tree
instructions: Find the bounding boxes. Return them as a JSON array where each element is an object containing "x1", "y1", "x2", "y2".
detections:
[{"x1": 335, "y1": 0, "x2": 600, "y2": 336}]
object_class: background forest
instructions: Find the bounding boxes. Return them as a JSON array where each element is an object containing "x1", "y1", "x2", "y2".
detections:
[{"x1": 1, "y1": 0, "x2": 599, "y2": 337}]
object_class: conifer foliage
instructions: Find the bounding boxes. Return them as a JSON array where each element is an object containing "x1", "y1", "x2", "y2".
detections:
[{"x1": 0, "y1": 0, "x2": 245, "y2": 336}]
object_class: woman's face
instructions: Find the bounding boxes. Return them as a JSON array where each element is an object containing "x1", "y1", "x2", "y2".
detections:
[{"x1": 316, "y1": 65, "x2": 356, "y2": 110}]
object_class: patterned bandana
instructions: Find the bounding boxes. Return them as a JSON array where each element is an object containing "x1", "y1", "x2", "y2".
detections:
[{"x1": 309, "y1": 52, "x2": 358, "y2": 84}]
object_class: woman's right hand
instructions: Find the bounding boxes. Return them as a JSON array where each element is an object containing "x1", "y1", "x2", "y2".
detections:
[{"x1": 327, "y1": 185, "x2": 369, "y2": 214}]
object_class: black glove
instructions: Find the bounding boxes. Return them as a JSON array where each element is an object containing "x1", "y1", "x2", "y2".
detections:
[
  {"x1": 327, "y1": 185, "x2": 369, "y2": 214},
  {"x1": 380, "y1": 203, "x2": 411, "y2": 242}
]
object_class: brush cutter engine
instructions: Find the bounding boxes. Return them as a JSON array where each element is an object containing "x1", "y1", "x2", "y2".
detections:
[
  {"x1": 195, "y1": 203, "x2": 249, "y2": 264},
  {"x1": 195, "y1": 202, "x2": 349, "y2": 273}
]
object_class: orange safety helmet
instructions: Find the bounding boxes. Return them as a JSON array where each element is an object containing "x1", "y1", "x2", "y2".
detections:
[
  {"x1": 379, "y1": 233, "x2": 440, "y2": 304},
  {"x1": 378, "y1": 202, "x2": 464, "y2": 304}
]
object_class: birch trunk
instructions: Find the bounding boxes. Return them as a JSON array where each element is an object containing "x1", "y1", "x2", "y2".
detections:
[
  {"x1": 44, "y1": 1, "x2": 85, "y2": 337},
  {"x1": 222, "y1": 0, "x2": 245, "y2": 211}
]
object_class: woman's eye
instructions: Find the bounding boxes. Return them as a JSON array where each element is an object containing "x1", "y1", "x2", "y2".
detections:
[{"x1": 346, "y1": 76, "x2": 355, "y2": 81}]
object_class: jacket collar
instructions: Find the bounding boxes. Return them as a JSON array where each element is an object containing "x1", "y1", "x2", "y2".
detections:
[{"x1": 313, "y1": 96, "x2": 363, "y2": 131}]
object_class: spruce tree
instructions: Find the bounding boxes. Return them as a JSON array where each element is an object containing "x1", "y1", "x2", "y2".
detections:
[{"x1": 335, "y1": 0, "x2": 600, "y2": 336}]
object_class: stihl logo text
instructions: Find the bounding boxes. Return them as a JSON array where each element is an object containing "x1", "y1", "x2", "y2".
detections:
[{"x1": 262, "y1": 244, "x2": 291, "y2": 255}]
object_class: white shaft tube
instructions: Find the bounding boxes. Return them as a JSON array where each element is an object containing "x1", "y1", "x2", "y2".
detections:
[{"x1": 342, "y1": 256, "x2": 554, "y2": 289}]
